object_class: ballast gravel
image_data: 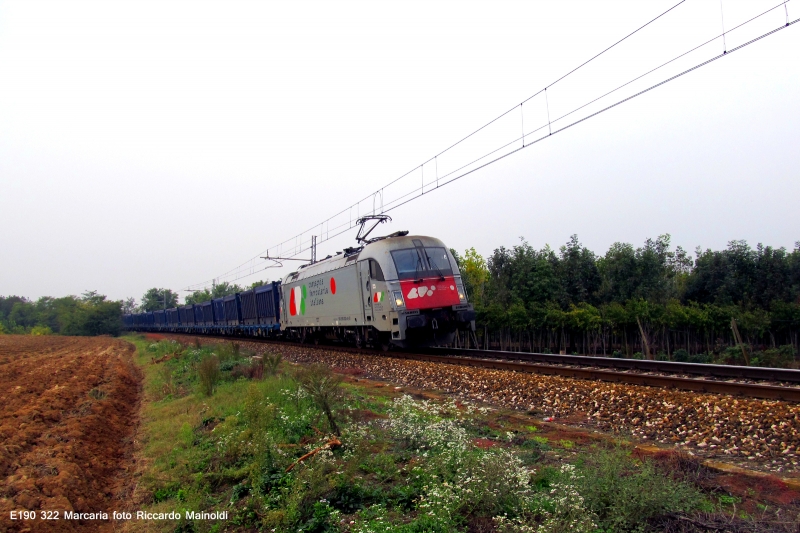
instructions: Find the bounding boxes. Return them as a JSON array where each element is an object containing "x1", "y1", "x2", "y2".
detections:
[{"x1": 174, "y1": 336, "x2": 800, "y2": 475}]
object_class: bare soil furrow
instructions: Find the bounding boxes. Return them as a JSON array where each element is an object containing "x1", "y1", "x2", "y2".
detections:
[{"x1": 0, "y1": 336, "x2": 142, "y2": 533}]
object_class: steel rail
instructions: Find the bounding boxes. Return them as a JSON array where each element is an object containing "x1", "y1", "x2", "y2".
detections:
[
  {"x1": 159, "y1": 333, "x2": 800, "y2": 403},
  {"x1": 394, "y1": 352, "x2": 800, "y2": 403},
  {"x1": 420, "y1": 347, "x2": 800, "y2": 384}
]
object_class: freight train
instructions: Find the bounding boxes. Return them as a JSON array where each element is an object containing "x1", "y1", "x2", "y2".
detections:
[{"x1": 124, "y1": 233, "x2": 476, "y2": 349}]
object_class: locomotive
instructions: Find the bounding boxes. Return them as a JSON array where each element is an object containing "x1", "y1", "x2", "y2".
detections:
[{"x1": 124, "y1": 229, "x2": 476, "y2": 349}]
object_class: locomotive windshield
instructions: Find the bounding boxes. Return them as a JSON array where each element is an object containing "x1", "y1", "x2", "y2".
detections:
[
  {"x1": 424, "y1": 247, "x2": 450, "y2": 275},
  {"x1": 391, "y1": 248, "x2": 424, "y2": 278},
  {"x1": 391, "y1": 246, "x2": 453, "y2": 280}
]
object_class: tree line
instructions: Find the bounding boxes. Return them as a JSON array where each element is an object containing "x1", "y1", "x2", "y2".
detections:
[
  {"x1": 0, "y1": 280, "x2": 275, "y2": 337},
  {"x1": 451, "y1": 235, "x2": 800, "y2": 367},
  {"x1": 4, "y1": 235, "x2": 798, "y2": 368},
  {"x1": 0, "y1": 291, "x2": 123, "y2": 336}
]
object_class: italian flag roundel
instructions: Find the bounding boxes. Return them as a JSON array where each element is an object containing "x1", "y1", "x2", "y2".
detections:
[{"x1": 289, "y1": 285, "x2": 306, "y2": 316}]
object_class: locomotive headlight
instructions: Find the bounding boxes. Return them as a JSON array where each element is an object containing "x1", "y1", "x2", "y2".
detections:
[
  {"x1": 457, "y1": 285, "x2": 466, "y2": 302},
  {"x1": 393, "y1": 290, "x2": 405, "y2": 308}
]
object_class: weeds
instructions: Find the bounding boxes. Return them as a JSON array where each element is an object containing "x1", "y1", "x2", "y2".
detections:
[
  {"x1": 147, "y1": 339, "x2": 184, "y2": 363},
  {"x1": 263, "y1": 352, "x2": 282, "y2": 376},
  {"x1": 30, "y1": 325, "x2": 53, "y2": 336},
  {"x1": 293, "y1": 363, "x2": 344, "y2": 436},
  {"x1": 88, "y1": 388, "x2": 106, "y2": 400},
  {"x1": 232, "y1": 359, "x2": 265, "y2": 380},
  {"x1": 126, "y1": 336, "x2": 757, "y2": 533},
  {"x1": 215, "y1": 342, "x2": 241, "y2": 364},
  {"x1": 159, "y1": 364, "x2": 175, "y2": 396},
  {"x1": 572, "y1": 445, "x2": 704, "y2": 532},
  {"x1": 198, "y1": 355, "x2": 220, "y2": 396},
  {"x1": 494, "y1": 464, "x2": 597, "y2": 533},
  {"x1": 219, "y1": 358, "x2": 240, "y2": 372}
]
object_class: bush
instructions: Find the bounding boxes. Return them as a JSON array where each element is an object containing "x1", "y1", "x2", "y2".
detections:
[
  {"x1": 296, "y1": 500, "x2": 339, "y2": 532},
  {"x1": 688, "y1": 352, "x2": 712, "y2": 364},
  {"x1": 373, "y1": 396, "x2": 597, "y2": 531},
  {"x1": 147, "y1": 339, "x2": 184, "y2": 360},
  {"x1": 231, "y1": 359, "x2": 264, "y2": 380},
  {"x1": 264, "y1": 352, "x2": 282, "y2": 376},
  {"x1": 198, "y1": 355, "x2": 221, "y2": 396},
  {"x1": 518, "y1": 436, "x2": 549, "y2": 464},
  {"x1": 331, "y1": 479, "x2": 381, "y2": 514},
  {"x1": 673, "y1": 349, "x2": 689, "y2": 362},
  {"x1": 250, "y1": 360, "x2": 265, "y2": 380},
  {"x1": 216, "y1": 342, "x2": 246, "y2": 364},
  {"x1": 675, "y1": 350, "x2": 712, "y2": 364},
  {"x1": 30, "y1": 325, "x2": 52, "y2": 336},
  {"x1": 572, "y1": 446, "x2": 703, "y2": 532},
  {"x1": 293, "y1": 364, "x2": 344, "y2": 435},
  {"x1": 159, "y1": 365, "x2": 176, "y2": 396},
  {"x1": 750, "y1": 345, "x2": 795, "y2": 368},
  {"x1": 495, "y1": 463, "x2": 597, "y2": 533},
  {"x1": 219, "y1": 358, "x2": 241, "y2": 372},
  {"x1": 215, "y1": 343, "x2": 235, "y2": 363},
  {"x1": 718, "y1": 346, "x2": 748, "y2": 366}
]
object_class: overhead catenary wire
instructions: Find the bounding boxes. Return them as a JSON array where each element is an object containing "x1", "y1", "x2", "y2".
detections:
[
  {"x1": 524, "y1": 0, "x2": 794, "y2": 135},
  {"x1": 349, "y1": 4, "x2": 799, "y2": 221},
  {"x1": 189, "y1": 15, "x2": 797, "y2": 289},
  {"x1": 185, "y1": 2, "x2": 689, "y2": 291},
  {"x1": 190, "y1": 16, "x2": 798, "y2": 288},
  {"x1": 382, "y1": 0, "x2": 689, "y2": 190},
  {"x1": 185, "y1": 4, "x2": 796, "y2": 290},
  {"x1": 363, "y1": 1, "x2": 799, "y2": 219},
  {"x1": 380, "y1": 17, "x2": 800, "y2": 217},
  {"x1": 385, "y1": 0, "x2": 798, "y2": 197}
]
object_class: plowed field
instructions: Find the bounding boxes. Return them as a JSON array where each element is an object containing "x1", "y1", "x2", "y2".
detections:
[{"x1": 0, "y1": 336, "x2": 141, "y2": 533}]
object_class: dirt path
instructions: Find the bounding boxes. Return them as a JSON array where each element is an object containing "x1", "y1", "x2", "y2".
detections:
[{"x1": 0, "y1": 336, "x2": 142, "y2": 533}]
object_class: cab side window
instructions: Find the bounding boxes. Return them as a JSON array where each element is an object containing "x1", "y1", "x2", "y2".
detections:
[{"x1": 369, "y1": 259, "x2": 385, "y2": 281}]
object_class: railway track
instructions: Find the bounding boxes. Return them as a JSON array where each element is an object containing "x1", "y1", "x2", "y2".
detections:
[
  {"x1": 161, "y1": 333, "x2": 800, "y2": 403},
  {"x1": 424, "y1": 347, "x2": 800, "y2": 384},
  {"x1": 401, "y1": 351, "x2": 800, "y2": 403}
]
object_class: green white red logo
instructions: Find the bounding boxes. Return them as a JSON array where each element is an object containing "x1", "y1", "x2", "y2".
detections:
[
  {"x1": 289, "y1": 285, "x2": 306, "y2": 316},
  {"x1": 373, "y1": 291, "x2": 384, "y2": 303},
  {"x1": 289, "y1": 277, "x2": 335, "y2": 316}
]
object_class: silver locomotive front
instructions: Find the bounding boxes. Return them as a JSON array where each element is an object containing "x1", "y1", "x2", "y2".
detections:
[{"x1": 280, "y1": 234, "x2": 476, "y2": 348}]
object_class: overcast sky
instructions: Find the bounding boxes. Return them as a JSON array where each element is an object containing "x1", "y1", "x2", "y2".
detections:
[{"x1": 1, "y1": 0, "x2": 798, "y2": 303}]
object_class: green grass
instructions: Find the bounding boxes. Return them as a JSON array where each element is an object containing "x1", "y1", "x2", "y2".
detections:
[{"x1": 124, "y1": 335, "x2": 716, "y2": 533}]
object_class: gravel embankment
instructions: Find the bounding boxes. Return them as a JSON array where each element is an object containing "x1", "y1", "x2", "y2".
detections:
[{"x1": 172, "y1": 336, "x2": 800, "y2": 474}]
